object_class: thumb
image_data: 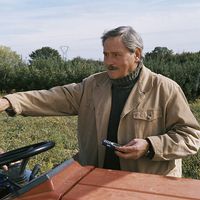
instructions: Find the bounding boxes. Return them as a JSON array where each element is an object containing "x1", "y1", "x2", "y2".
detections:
[{"x1": 124, "y1": 139, "x2": 137, "y2": 146}]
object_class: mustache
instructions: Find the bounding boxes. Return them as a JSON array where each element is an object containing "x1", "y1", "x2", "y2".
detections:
[{"x1": 106, "y1": 65, "x2": 119, "y2": 70}]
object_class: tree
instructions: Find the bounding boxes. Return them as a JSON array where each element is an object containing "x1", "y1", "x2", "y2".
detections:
[
  {"x1": 0, "y1": 45, "x2": 25, "y2": 92},
  {"x1": 151, "y1": 47, "x2": 173, "y2": 56},
  {"x1": 145, "y1": 47, "x2": 173, "y2": 60},
  {"x1": 29, "y1": 47, "x2": 62, "y2": 64},
  {"x1": 0, "y1": 45, "x2": 22, "y2": 68}
]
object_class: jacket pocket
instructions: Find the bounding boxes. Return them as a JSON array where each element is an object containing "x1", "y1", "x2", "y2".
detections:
[
  {"x1": 133, "y1": 109, "x2": 162, "y2": 121},
  {"x1": 132, "y1": 109, "x2": 163, "y2": 138}
]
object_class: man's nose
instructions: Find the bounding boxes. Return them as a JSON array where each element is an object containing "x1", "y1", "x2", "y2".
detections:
[{"x1": 104, "y1": 55, "x2": 114, "y2": 66}]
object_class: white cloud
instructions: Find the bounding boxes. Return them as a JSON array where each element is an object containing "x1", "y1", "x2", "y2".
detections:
[{"x1": 0, "y1": 0, "x2": 200, "y2": 60}]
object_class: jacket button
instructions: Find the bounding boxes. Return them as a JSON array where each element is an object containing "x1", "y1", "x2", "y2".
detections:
[{"x1": 147, "y1": 115, "x2": 152, "y2": 120}]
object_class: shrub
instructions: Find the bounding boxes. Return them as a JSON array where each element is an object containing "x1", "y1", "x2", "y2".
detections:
[{"x1": 144, "y1": 49, "x2": 200, "y2": 100}]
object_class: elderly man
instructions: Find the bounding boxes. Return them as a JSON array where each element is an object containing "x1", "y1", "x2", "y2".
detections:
[{"x1": 0, "y1": 26, "x2": 199, "y2": 177}]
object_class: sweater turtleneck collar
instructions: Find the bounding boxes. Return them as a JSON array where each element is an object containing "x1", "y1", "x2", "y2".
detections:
[{"x1": 110, "y1": 63, "x2": 142, "y2": 87}]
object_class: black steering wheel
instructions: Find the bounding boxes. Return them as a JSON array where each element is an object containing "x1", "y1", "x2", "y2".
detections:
[
  {"x1": 0, "y1": 141, "x2": 55, "y2": 166},
  {"x1": 0, "y1": 141, "x2": 55, "y2": 197}
]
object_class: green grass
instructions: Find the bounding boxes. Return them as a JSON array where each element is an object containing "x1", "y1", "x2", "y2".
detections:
[
  {"x1": 0, "y1": 113, "x2": 78, "y2": 173},
  {"x1": 0, "y1": 99, "x2": 200, "y2": 179},
  {"x1": 182, "y1": 99, "x2": 200, "y2": 179}
]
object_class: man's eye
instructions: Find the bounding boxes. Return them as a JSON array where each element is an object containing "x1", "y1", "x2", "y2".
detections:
[{"x1": 113, "y1": 53, "x2": 120, "y2": 57}]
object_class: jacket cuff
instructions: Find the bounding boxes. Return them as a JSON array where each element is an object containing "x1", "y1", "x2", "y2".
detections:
[
  {"x1": 3, "y1": 95, "x2": 22, "y2": 115},
  {"x1": 145, "y1": 138, "x2": 155, "y2": 159}
]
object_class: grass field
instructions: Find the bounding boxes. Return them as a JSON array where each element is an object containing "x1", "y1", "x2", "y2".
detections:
[
  {"x1": 0, "y1": 113, "x2": 78, "y2": 173},
  {"x1": 0, "y1": 99, "x2": 200, "y2": 179}
]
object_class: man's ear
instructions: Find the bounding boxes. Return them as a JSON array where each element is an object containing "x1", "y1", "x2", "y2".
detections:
[{"x1": 134, "y1": 48, "x2": 142, "y2": 62}]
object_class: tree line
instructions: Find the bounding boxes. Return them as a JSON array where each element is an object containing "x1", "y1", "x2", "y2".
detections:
[{"x1": 0, "y1": 45, "x2": 200, "y2": 100}]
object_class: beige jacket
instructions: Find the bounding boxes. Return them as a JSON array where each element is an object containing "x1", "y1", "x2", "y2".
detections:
[{"x1": 5, "y1": 65, "x2": 200, "y2": 177}]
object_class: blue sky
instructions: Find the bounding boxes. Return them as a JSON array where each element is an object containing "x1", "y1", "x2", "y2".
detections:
[{"x1": 0, "y1": 0, "x2": 200, "y2": 60}]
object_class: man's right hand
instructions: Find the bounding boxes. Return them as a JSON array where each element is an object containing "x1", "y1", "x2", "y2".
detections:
[
  {"x1": 0, "y1": 98, "x2": 11, "y2": 112},
  {"x1": 0, "y1": 148, "x2": 8, "y2": 171}
]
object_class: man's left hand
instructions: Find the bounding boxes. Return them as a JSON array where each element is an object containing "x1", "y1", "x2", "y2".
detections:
[{"x1": 115, "y1": 138, "x2": 149, "y2": 160}]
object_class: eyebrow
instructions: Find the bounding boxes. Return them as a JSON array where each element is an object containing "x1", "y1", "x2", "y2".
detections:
[{"x1": 103, "y1": 51, "x2": 122, "y2": 54}]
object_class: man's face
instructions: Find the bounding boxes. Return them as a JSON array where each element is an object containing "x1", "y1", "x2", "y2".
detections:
[{"x1": 103, "y1": 36, "x2": 140, "y2": 79}]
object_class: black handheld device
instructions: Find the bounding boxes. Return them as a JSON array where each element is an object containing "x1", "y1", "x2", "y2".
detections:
[{"x1": 102, "y1": 139, "x2": 121, "y2": 150}]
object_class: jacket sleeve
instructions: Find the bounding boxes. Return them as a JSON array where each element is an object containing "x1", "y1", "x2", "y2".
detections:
[
  {"x1": 148, "y1": 84, "x2": 200, "y2": 161},
  {"x1": 4, "y1": 82, "x2": 84, "y2": 116}
]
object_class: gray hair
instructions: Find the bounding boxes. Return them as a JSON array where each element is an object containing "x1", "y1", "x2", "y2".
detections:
[{"x1": 101, "y1": 26, "x2": 144, "y2": 57}]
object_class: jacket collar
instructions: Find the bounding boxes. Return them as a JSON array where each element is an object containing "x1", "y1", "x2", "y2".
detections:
[
  {"x1": 138, "y1": 64, "x2": 154, "y2": 94},
  {"x1": 121, "y1": 65, "x2": 154, "y2": 118}
]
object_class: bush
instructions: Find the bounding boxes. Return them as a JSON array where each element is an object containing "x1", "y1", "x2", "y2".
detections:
[
  {"x1": 181, "y1": 99, "x2": 200, "y2": 179},
  {"x1": 182, "y1": 152, "x2": 200, "y2": 179},
  {"x1": 144, "y1": 49, "x2": 200, "y2": 100},
  {"x1": 1, "y1": 45, "x2": 200, "y2": 101}
]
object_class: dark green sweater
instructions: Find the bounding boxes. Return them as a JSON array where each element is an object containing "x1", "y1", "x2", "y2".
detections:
[{"x1": 103, "y1": 66, "x2": 141, "y2": 170}]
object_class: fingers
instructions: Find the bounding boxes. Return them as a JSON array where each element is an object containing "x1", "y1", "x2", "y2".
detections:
[
  {"x1": 1, "y1": 165, "x2": 8, "y2": 171},
  {"x1": 0, "y1": 148, "x2": 8, "y2": 171},
  {"x1": 115, "y1": 144, "x2": 139, "y2": 159},
  {"x1": 115, "y1": 150, "x2": 140, "y2": 160},
  {"x1": 114, "y1": 139, "x2": 149, "y2": 160},
  {"x1": 0, "y1": 98, "x2": 11, "y2": 112},
  {"x1": 123, "y1": 140, "x2": 137, "y2": 147},
  {"x1": 115, "y1": 145, "x2": 137, "y2": 153}
]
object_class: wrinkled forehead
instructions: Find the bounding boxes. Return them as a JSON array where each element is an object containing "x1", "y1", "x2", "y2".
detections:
[{"x1": 103, "y1": 36, "x2": 129, "y2": 52}]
